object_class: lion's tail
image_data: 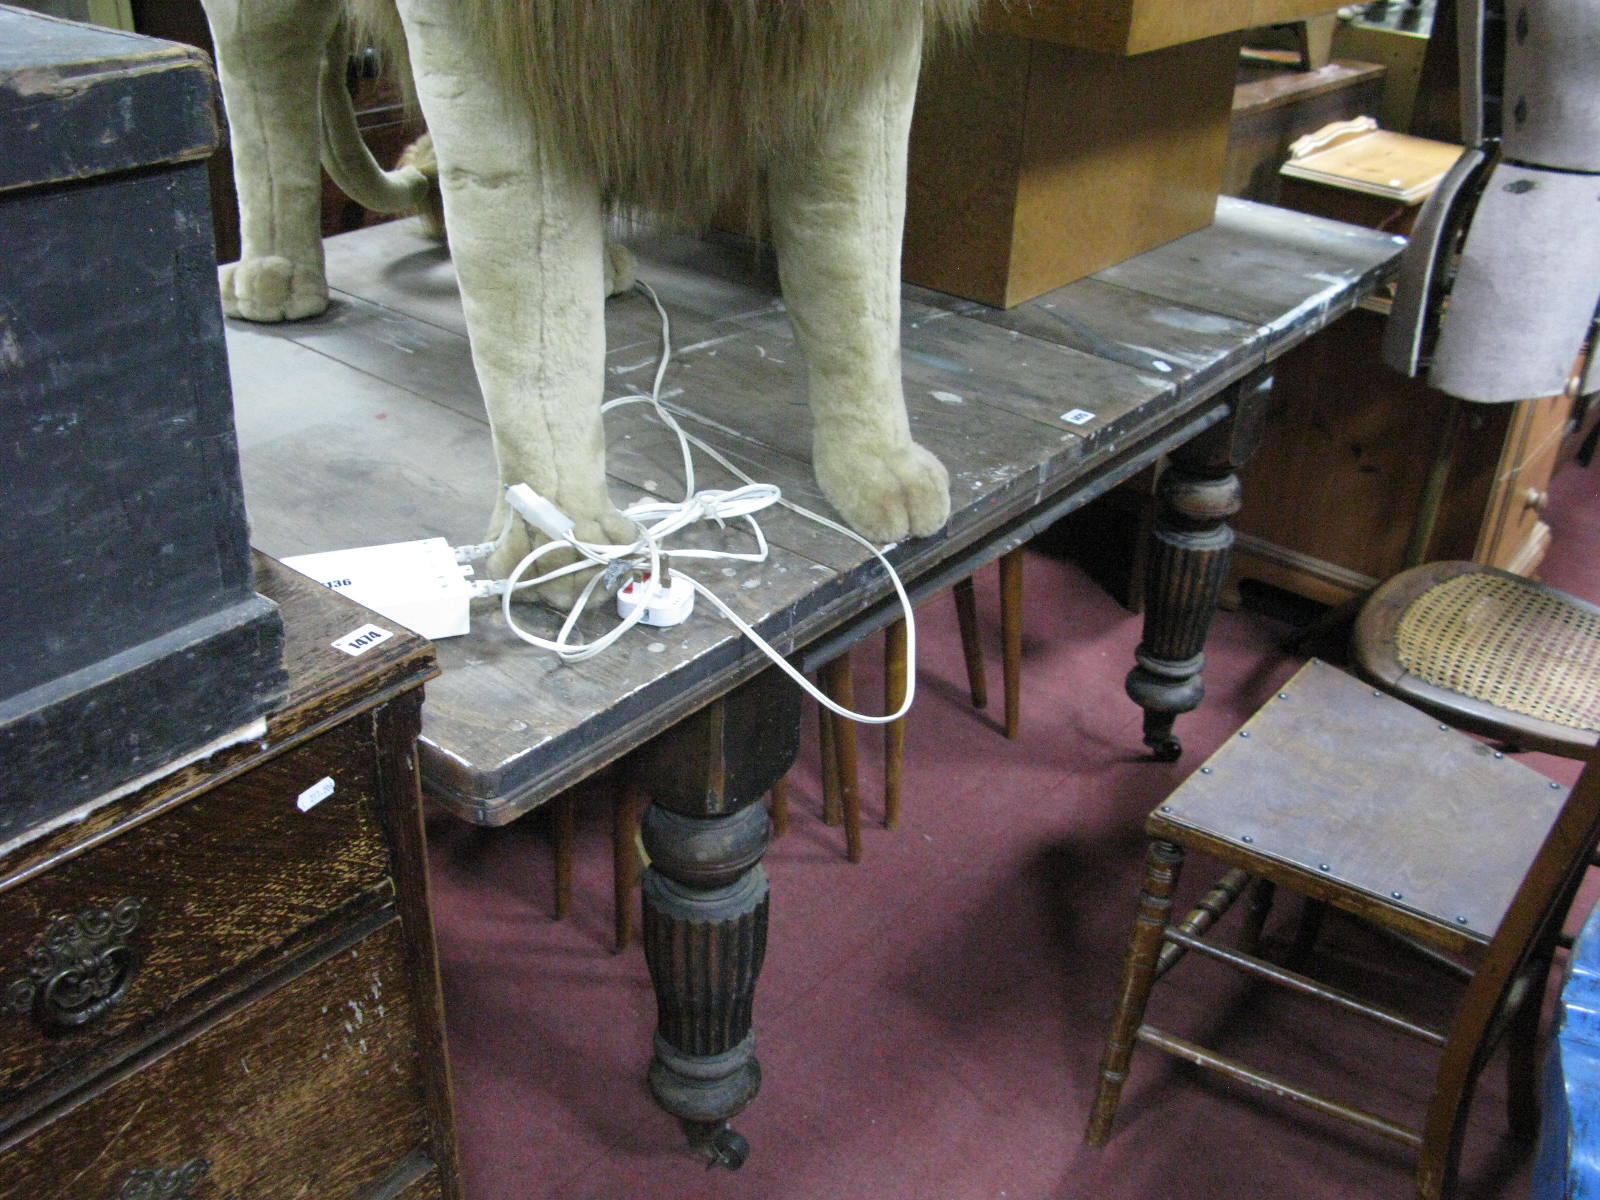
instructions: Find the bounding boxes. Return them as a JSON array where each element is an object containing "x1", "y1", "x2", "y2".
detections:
[{"x1": 317, "y1": 32, "x2": 431, "y2": 216}]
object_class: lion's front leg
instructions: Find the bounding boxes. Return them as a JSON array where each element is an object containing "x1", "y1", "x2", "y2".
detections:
[
  {"x1": 393, "y1": 0, "x2": 634, "y2": 602},
  {"x1": 766, "y1": 14, "x2": 950, "y2": 545},
  {"x1": 201, "y1": 0, "x2": 340, "y2": 321}
]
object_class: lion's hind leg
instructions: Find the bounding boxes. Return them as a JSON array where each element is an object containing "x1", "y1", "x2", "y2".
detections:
[{"x1": 201, "y1": 0, "x2": 342, "y2": 321}]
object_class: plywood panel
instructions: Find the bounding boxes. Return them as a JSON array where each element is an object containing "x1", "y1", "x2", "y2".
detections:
[
  {"x1": 1009, "y1": 34, "x2": 1239, "y2": 305},
  {"x1": 981, "y1": 0, "x2": 1345, "y2": 55},
  {"x1": 905, "y1": 32, "x2": 1239, "y2": 307}
]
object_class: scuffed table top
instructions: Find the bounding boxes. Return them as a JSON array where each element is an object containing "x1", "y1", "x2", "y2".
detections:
[{"x1": 230, "y1": 197, "x2": 1402, "y2": 823}]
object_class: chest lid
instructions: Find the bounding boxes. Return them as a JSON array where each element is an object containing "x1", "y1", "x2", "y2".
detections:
[{"x1": 0, "y1": 5, "x2": 218, "y2": 193}]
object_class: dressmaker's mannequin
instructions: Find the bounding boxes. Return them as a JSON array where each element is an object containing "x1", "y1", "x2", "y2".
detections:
[{"x1": 1384, "y1": 0, "x2": 1600, "y2": 402}]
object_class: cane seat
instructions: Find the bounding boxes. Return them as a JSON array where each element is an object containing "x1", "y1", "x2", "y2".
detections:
[{"x1": 1353, "y1": 561, "x2": 1600, "y2": 758}]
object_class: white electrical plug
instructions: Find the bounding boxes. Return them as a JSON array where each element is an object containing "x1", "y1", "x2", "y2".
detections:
[
  {"x1": 616, "y1": 572, "x2": 695, "y2": 626},
  {"x1": 504, "y1": 483, "x2": 576, "y2": 542}
]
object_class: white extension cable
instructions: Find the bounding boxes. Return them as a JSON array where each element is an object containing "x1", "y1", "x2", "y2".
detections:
[{"x1": 461, "y1": 279, "x2": 918, "y2": 726}]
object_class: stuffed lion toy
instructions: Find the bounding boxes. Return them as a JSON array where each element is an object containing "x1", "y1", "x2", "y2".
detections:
[{"x1": 199, "y1": 0, "x2": 976, "y2": 583}]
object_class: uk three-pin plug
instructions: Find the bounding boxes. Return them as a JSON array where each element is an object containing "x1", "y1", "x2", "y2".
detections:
[{"x1": 616, "y1": 571, "x2": 695, "y2": 627}]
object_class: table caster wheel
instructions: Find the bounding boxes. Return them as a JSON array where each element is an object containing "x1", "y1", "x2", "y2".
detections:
[
  {"x1": 1147, "y1": 734, "x2": 1182, "y2": 763},
  {"x1": 684, "y1": 1120, "x2": 750, "y2": 1170}
]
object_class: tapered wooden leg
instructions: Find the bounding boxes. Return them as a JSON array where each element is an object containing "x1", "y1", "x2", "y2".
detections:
[
  {"x1": 820, "y1": 655, "x2": 863, "y2": 862},
  {"x1": 1126, "y1": 374, "x2": 1270, "y2": 761},
  {"x1": 819, "y1": 691, "x2": 841, "y2": 826},
  {"x1": 952, "y1": 575, "x2": 988, "y2": 708},
  {"x1": 1086, "y1": 839, "x2": 1185, "y2": 1147},
  {"x1": 1289, "y1": 897, "x2": 1327, "y2": 969},
  {"x1": 1418, "y1": 1056, "x2": 1479, "y2": 1200},
  {"x1": 1505, "y1": 966, "x2": 1546, "y2": 1141},
  {"x1": 613, "y1": 785, "x2": 646, "y2": 953},
  {"x1": 999, "y1": 548, "x2": 1024, "y2": 740},
  {"x1": 1241, "y1": 877, "x2": 1275, "y2": 957},
  {"x1": 631, "y1": 669, "x2": 802, "y2": 1166},
  {"x1": 767, "y1": 777, "x2": 790, "y2": 839},
  {"x1": 884, "y1": 618, "x2": 908, "y2": 830},
  {"x1": 1505, "y1": 939, "x2": 1562, "y2": 1142},
  {"x1": 552, "y1": 790, "x2": 576, "y2": 920}
]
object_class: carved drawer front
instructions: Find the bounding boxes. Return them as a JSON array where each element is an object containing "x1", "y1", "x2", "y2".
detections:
[
  {"x1": 0, "y1": 921, "x2": 435, "y2": 1199},
  {"x1": 0, "y1": 718, "x2": 391, "y2": 1102}
]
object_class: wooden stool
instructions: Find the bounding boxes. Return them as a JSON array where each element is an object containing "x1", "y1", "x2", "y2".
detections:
[
  {"x1": 1088, "y1": 659, "x2": 1600, "y2": 1199},
  {"x1": 808, "y1": 548, "x2": 1028, "y2": 862},
  {"x1": 951, "y1": 548, "x2": 1026, "y2": 740}
]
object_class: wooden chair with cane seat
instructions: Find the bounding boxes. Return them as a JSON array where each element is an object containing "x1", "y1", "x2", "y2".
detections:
[
  {"x1": 1086, "y1": 659, "x2": 1600, "y2": 1200},
  {"x1": 1353, "y1": 561, "x2": 1600, "y2": 759}
]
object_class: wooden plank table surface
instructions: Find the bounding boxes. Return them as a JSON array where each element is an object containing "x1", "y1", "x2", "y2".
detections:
[
  {"x1": 231, "y1": 194, "x2": 1401, "y2": 1159},
  {"x1": 232, "y1": 196, "x2": 1401, "y2": 823}
]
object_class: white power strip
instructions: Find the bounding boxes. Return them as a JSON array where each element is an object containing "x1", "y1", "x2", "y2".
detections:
[{"x1": 282, "y1": 538, "x2": 476, "y2": 639}]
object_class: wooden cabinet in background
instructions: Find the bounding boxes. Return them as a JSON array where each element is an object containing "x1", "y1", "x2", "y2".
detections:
[
  {"x1": 1224, "y1": 58, "x2": 1387, "y2": 204},
  {"x1": 1227, "y1": 117, "x2": 1571, "y2": 607},
  {"x1": 1231, "y1": 305, "x2": 1571, "y2": 606},
  {"x1": 0, "y1": 557, "x2": 461, "y2": 1199}
]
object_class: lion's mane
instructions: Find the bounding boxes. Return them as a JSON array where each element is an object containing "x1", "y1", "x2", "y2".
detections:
[{"x1": 351, "y1": 0, "x2": 978, "y2": 223}]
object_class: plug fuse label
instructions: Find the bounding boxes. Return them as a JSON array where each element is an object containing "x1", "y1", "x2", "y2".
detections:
[{"x1": 332, "y1": 623, "x2": 394, "y2": 656}]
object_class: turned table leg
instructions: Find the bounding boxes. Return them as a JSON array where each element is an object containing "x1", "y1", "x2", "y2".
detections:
[
  {"x1": 1126, "y1": 372, "x2": 1271, "y2": 761},
  {"x1": 628, "y1": 668, "x2": 803, "y2": 1168}
]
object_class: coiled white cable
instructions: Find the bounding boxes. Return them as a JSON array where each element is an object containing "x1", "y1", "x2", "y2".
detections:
[{"x1": 470, "y1": 279, "x2": 917, "y2": 725}]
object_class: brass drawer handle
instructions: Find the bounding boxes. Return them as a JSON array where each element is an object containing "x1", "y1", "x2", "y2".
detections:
[
  {"x1": 6, "y1": 898, "x2": 144, "y2": 1031},
  {"x1": 115, "y1": 1157, "x2": 210, "y2": 1199}
]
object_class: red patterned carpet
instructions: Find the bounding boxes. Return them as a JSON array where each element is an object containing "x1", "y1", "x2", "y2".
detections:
[{"x1": 423, "y1": 456, "x2": 1600, "y2": 1200}]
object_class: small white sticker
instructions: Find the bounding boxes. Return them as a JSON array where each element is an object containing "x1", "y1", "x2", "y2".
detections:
[
  {"x1": 332, "y1": 623, "x2": 393, "y2": 656},
  {"x1": 1061, "y1": 409, "x2": 1095, "y2": 426},
  {"x1": 297, "y1": 776, "x2": 336, "y2": 812}
]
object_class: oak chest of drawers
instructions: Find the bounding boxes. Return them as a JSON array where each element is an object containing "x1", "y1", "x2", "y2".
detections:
[{"x1": 0, "y1": 556, "x2": 461, "y2": 1199}]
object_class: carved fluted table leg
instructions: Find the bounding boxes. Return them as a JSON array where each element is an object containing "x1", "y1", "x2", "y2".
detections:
[
  {"x1": 629, "y1": 668, "x2": 803, "y2": 1168},
  {"x1": 1126, "y1": 372, "x2": 1271, "y2": 761}
]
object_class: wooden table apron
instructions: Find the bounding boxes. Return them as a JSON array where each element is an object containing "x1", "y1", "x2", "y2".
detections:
[{"x1": 231, "y1": 196, "x2": 1400, "y2": 1156}]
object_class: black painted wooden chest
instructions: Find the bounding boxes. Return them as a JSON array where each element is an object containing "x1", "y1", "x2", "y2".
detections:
[{"x1": 0, "y1": 7, "x2": 286, "y2": 818}]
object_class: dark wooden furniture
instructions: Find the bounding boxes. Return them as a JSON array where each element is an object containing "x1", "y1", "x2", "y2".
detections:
[
  {"x1": 816, "y1": 549, "x2": 1024, "y2": 862},
  {"x1": 1, "y1": 9, "x2": 287, "y2": 815},
  {"x1": 1224, "y1": 57, "x2": 1388, "y2": 205},
  {"x1": 1353, "y1": 560, "x2": 1600, "y2": 757},
  {"x1": 1087, "y1": 658, "x2": 1600, "y2": 1199},
  {"x1": 0, "y1": 556, "x2": 461, "y2": 1199},
  {"x1": 1231, "y1": 308, "x2": 1574, "y2": 604},
  {"x1": 230, "y1": 197, "x2": 1399, "y2": 1160},
  {"x1": 947, "y1": 550, "x2": 1025, "y2": 741}
]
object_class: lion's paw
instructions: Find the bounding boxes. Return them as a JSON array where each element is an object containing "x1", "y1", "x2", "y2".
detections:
[
  {"x1": 815, "y1": 437, "x2": 951, "y2": 544},
  {"x1": 487, "y1": 505, "x2": 639, "y2": 611},
  {"x1": 604, "y1": 243, "x2": 637, "y2": 297},
  {"x1": 220, "y1": 256, "x2": 329, "y2": 322}
]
